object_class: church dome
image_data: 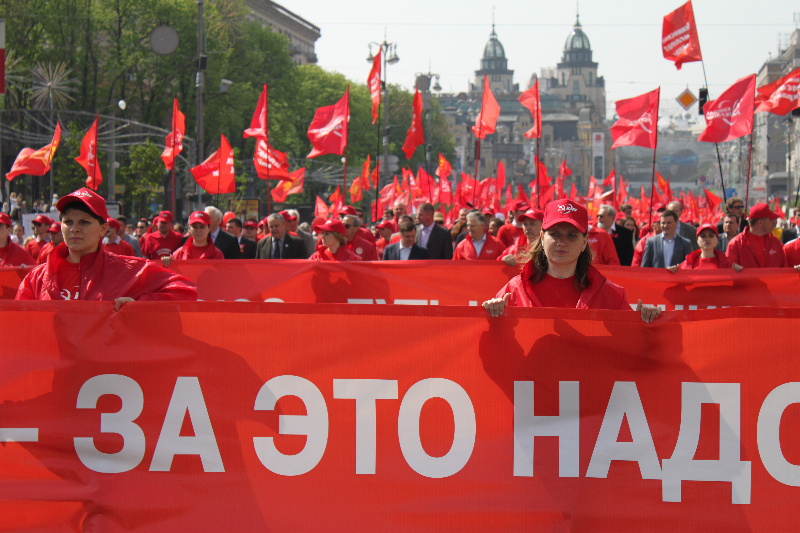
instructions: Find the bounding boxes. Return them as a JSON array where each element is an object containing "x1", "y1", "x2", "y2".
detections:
[
  {"x1": 564, "y1": 15, "x2": 591, "y2": 51},
  {"x1": 483, "y1": 28, "x2": 506, "y2": 59}
]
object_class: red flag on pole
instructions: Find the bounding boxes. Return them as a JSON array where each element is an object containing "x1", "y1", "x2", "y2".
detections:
[
  {"x1": 190, "y1": 133, "x2": 235, "y2": 194},
  {"x1": 519, "y1": 78, "x2": 542, "y2": 139},
  {"x1": 314, "y1": 196, "x2": 329, "y2": 219},
  {"x1": 307, "y1": 87, "x2": 349, "y2": 158},
  {"x1": 602, "y1": 168, "x2": 615, "y2": 187},
  {"x1": 368, "y1": 50, "x2": 382, "y2": 125},
  {"x1": 160, "y1": 98, "x2": 185, "y2": 170},
  {"x1": 611, "y1": 88, "x2": 660, "y2": 149},
  {"x1": 703, "y1": 188, "x2": 721, "y2": 214},
  {"x1": 439, "y1": 175, "x2": 452, "y2": 205},
  {"x1": 755, "y1": 66, "x2": 800, "y2": 115},
  {"x1": 402, "y1": 89, "x2": 425, "y2": 159},
  {"x1": 349, "y1": 175, "x2": 363, "y2": 203},
  {"x1": 271, "y1": 168, "x2": 305, "y2": 203},
  {"x1": 254, "y1": 139, "x2": 290, "y2": 180},
  {"x1": 496, "y1": 160, "x2": 505, "y2": 193},
  {"x1": 472, "y1": 74, "x2": 500, "y2": 139},
  {"x1": 557, "y1": 158, "x2": 571, "y2": 200},
  {"x1": 243, "y1": 84, "x2": 268, "y2": 139},
  {"x1": 698, "y1": 74, "x2": 756, "y2": 143},
  {"x1": 75, "y1": 114, "x2": 103, "y2": 190},
  {"x1": 6, "y1": 122, "x2": 61, "y2": 181},
  {"x1": 662, "y1": 1, "x2": 702, "y2": 70},
  {"x1": 369, "y1": 160, "x2": 380, "y2": 190},
  {"x1": 436, "y1": 153, "x2": 452, "y2": 182}
]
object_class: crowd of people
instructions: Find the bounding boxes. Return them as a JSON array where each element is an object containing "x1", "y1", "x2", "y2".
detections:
[{"x1": 3, "y1": 186, "x2": 800, "y2": 315}]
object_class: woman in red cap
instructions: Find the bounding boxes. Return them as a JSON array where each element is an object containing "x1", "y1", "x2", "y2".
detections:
[
  {"x1": 667, "y1": 224, "x2": 743, "y2": 272},
  {"x1": 0, "y1": 213, "x2": 35, "y2": 267},
  {"x1": 483, "y1": 199, "x2": 661, "y2": 323},
  {"x1": 499, "y1": 209, "x2": 544, "y2": 266},
  {"x1": 16, "y1": 187, "x2": 197, "y2": 308},
  {"x1": 309, "y1": 219, "x2": 361, "y2": 261},
  {"x1": 163, "y1": 211, "x2": 223, "y2": 264}
]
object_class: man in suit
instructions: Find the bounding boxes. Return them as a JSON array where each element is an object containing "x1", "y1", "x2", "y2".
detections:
[
  {"x1": 641, "y1": 209, "x2": 693, "y2": 268},
  {"x1": 204, "y1": 206, "x2": 241, "y2": 259},
  {"x1": 256, "y1": 213, "x2": 308, "y2": 259},
  {"x1": 416, "y1": 202, "x2": 453, "y2": 259},
  {"x1": 667, "y1": 200, "x2": 698, "y2": 250},
  {"x1": 226, "y1": 217, "x2": 257, "y2": 259},
  {"x1": 383, "y1": 221, "x2": 429, "y2": 260}
]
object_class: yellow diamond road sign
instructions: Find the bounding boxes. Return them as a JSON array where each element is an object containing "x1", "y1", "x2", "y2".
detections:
[{"x1": 676, "y1": 89, "x2": 697, "y2": 111}]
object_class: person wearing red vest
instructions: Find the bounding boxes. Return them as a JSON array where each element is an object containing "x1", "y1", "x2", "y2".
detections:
[
  {"x1": 102, "y1": 218, "x2": 136, "y2": 257},
  {"x1": 0, "y1": 213, "x2": 35, "y2": 267},
  {"x1": 483, "y1": 199, "x2": 660, "y2": 322},
  {"x1": 725, "y1": 203, "x2": 787, "y2": 268},
  {"x1": 668, "y1": 224, "x2": 742, "y2": 272},
  {"x1": 16, "y1": 188, "x2": 196, "y2": 309},
  {"x1": 453, "y1": 211, "x2": 504, "y2": 260},
  {"x1": 587, "y1": 224, "x2": 621, "y2": 265},
  {"x1": 166, "y1": 211, "x2": 224, "y2": 263}
]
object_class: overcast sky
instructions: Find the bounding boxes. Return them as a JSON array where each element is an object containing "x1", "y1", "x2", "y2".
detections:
[{"x1": 277, "y1": 0, "x2": 799, "y2": 118}]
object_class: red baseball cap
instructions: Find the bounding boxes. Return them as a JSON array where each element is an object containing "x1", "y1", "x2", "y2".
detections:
[
  {"x1": 376, "y1": 220, "x2": 393, "y2": 230},
  {"x1": 106, "y1": 218, "x2": 121, "y2": 231},
  {"x1": 696, "y1": 223, "x2": 718, "y2": 237},
  {"x1": 748, "y1": 203, "x2": 779, "y2": 220},
  {"x1": 314, "y1": 219, "x2": 346, "y2": 235},
  {"x1": 0, "y1": 213, "x2": 11, "y2": 226},
  {"x1": 339, "y1": 205, "x2": 358, "y2": 216},
  {"x1": 56, "y1": 187, "x2": 109, "y2": 220},
  {"x1": 279, "y1": 209, "x2": 297, "y2": 222},
  {"x1": 482, "y1": 207, "x2": 495, "y2": 217},
  {"x1": 48, "y1": 222, "x2": 62, "y2": 233},
  {"x1": 517, "y1": 209, "x2": 544, "y2": 223},
  {"x1": 33, "y1": 214, "x2": 52, "y2": 225},
  {"x1": 542, "y1": 199, "x2": 588, "y2": 233},
  {"x1": 188, "y1": 211, "x2": 211, "y2": 226},
  {"x1": 244, "y1": 219, "x2": 258, "y2": 229},
  {"x1": 158, "y1": 210, "x2": 174, "y2": 223}
]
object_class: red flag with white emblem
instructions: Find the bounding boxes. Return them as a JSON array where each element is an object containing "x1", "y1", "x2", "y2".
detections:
[
  {"x1": 698, "y1": 75, "x2": 756, "y2": 143},
  {"x1": 611, "y1": 88, "x2": 660, "y2": 150},
  {"x1": 75, "y1": 114, "x2": 103, "y2": 190},
  {"x1": 662, "y1": 1, "x2": 702, "y2": 70}
]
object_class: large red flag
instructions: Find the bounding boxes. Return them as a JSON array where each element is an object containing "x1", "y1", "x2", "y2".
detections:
[
  {"x1": 367, "y1": 50, "x2": 381, "y2": 125},
  {"x1": 662, "y1": 1, "x2": 702, "y2": 70},
  {"x1": 436, "y1": 153, "x2": 452, "y2": 182},
  {"x1": 369, "y1": 160, "x2": 380, "y2": 190},
  {"x1": 496, "y1": 160, "x2": 505, "y2": 194},
  {"x1": 254, "y1": 138, "x2": 290, "y2": 180},
  {"x1": 518, "y1": 78, "x2": 542, "y2": 139},
  {"x1": 439, "y1": 174, "x2": 452, "y2": 205},
  {"x1": 703, "y1": 187, "x2": 721, "y2": 214},
  {"x1": 349, "y1": 175, "x2": 363, "y2": 203},
  {"x1": 602, "y1": 168, "x2": 615, "y2": 187},
  {"x1": 360, "y1": 155, "x2": 372, "y2": 191},
  {"x1": 472, "y1": 74, "x2": 500, "y2": 139},
  {"x1": 190, "y1": 133, "x2": 235, "y2": 194},
  {"x1": 307, "y1": 87, "x2": 349, "y2": 158},
  {"x1": 557, "y1": 158, "x2": 571, "y2": 200},
  {"x1": 402, "y1": 89, "x2": 424, "y2": 159},
  {"x1": 328, "y1": 185, "x2": 341, "y2": 204},
  {"x1": 160, "y1": 98, "x2": 185, "y2": 170},
  {"x1": 314, "y1": 195, "x2": 329, "y2": 219},
  {"x1": 611, "y1": 88, "x2": 660, "y2": 149},
  {"x1": 271, "y1": 168, "x2": 305, "y2": 203},
  {"x1": 755, "y1": 66, "x2": 800, "y2": 115},
  {"x1": 75, "y1": 114, "x2": 103, "y2": 190},
  {"x1": 698, "y1": 74, "x2": 756, "y2": 143},
  {"x1": 6, "y1": 122, "x2": 61, "y2": 181},
  {"x1": 243, "y1": 84, "x2": 268, "y2": 139}
]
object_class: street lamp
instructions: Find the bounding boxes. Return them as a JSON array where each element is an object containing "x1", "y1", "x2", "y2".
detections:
[
  {"x1": 108, "y1": 98, "x2": 127, "y2": 202},
  {"x1": 415, "y1": 68, "x2": 441, "y2": 175},
  {"x1": 367, "y1": 37, "x2": 399, "y2": 195}
]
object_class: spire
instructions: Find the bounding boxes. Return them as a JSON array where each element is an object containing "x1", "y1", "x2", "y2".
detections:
[{"x1": 491, "y1": 6, "x2": 497, "y2": 38}]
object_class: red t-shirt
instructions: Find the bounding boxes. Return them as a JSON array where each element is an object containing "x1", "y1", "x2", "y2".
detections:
[
  {"x1": 56, "y1": 260, "x2": 81, "y2": 300},
  {"x1": 185, "y1": 243, "x2": 213, "y2": 260},
  {"x1": 694, "y1": 256, "x2": 721, "y2": 270},
  {"x1": 530, "y1": 274, "x2": 581, "y2": 308},
  {"x1": 747, "y1": 232, "x2": 768, "y2": 267}
]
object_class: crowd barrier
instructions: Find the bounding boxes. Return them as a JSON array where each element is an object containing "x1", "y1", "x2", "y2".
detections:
[
  {"x1": 1, "y1": 301, "x2": 798, "y2": 531},
  {"x1": 3, "y1": 261, "x2": 800, "y2": 309}
]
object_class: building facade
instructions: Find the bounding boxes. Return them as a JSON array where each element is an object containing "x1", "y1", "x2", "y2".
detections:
[{"x1": 245, "y1": 0, "x2": 320, "y2": 65}]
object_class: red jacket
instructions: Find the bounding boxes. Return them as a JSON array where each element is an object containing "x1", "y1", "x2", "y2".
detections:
[
  {"x1": 104, "y1": 238, "x2": 136, "y2": 257},
  {"x1": 784, "y1": 238, "x2": 800, "y2": 267},
  {"x1": 725, "y1": 228, "x2": 786, "y2": 268},
  {"x1": 679, "y1": 248, "x2": 733, "y2": 270},
  {"x1": 171, "y1": 239, "x2": 224, "y2": 260},
  {"x1": 16, "y1": 243, "x2": 197, "y2": 301},
  {"x1": 587, "y1": 227, "x2": 620, "y2": 266},
  {"x1": 0, "y1": 241, "x2": 36, "y2": 267},
  {"x1": 454, "y1": 233, "x2": 504, "y2": 260},
  {"x1": 496, "y1": 261, "x2": 630, "y2": 310},
  {"x1": 497, "y1": 234, "x2": 531, "y2": 261},
  {"x1": 140, "y1": 230, "x2": 184, "y2": 259},
  {"x1": 346, "y1": 235, "x2": 378, "y2": 261},
  {"x1": 496, "y1": 224, "x2": 523, "y2": 247},
  {"x1": 310, "y1": 246, "x2": 361, "y2": 261}
]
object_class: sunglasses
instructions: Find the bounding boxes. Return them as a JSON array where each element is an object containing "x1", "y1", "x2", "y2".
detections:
[
  {"x1": 732, "y1": 205, "x2": 744, "y2": 209},
  {"x1": 343, "y1": 224, "x2": 353, "y2": 229}
]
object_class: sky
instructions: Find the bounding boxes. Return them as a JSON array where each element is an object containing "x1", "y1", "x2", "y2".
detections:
[{"x1": 277, "y1": 0, "x2": 800, "y2": 118}]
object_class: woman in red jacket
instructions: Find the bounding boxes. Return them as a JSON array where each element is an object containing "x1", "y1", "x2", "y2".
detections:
[
  {"x1": 483, "y1": 199, "x2": 660, "y2": 322},
  {"x1": 164, "y1": 210, "x2": 223, "y2": 263},
  {"x1": 309, "y1": 219, "x2": 360, "y2": 261},
  {"x1": 668, "y1": 224, "x2": 743, "y2": 272},
  {"x1": 16, "y1": 188, "x2": 196, "y2": 308},
  {"x1": 0, "y1": 213, "x2": 35, "y2": 267}
]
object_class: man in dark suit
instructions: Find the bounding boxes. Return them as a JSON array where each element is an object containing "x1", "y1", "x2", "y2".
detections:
[
  {"x1": 667, "y1": 200, "x2": 698, "y2": 250},
  {"x1": 204, "y1": 206, "x2": 241, "y2": 259},
  {"x1": 415, "y1": 202, "x2": 453, "y2": 259},
  {"x1": 256, "y1": 213, "x2": 308, "y2": 259},
  {"x1": 641, "y1": 209, "x2": 693, "y2": 268},
  {"x1": 384, "y1": 221, "x2": 429, "y2": 260},
  {"x1": 226, "y1": 217, "x2": 257, "y2": 259}
]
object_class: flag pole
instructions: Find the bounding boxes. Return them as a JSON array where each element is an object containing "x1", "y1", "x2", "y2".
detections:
[
  {"x1": 745, "y1": 132, "x2": 754, "y2": 210},
  {"x1": 648, "y1": 88, "x2": 661, "y2": 227},
  {"x1": 535, "y1": 137, "x2": 540, "y2": 208},
  {"x1": 472, "y1": 139, "x2": 480, "y2": 207},
  {"x1": 343, "y1": 85, "x2": 350, "y2": 198},
  {"x1": 701, "y1": 61, "x2": 728, "y2": 205}
]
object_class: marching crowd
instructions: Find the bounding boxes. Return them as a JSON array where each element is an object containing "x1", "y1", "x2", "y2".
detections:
[{"x1": 2, "y1": 186, "x2": 798, "y2": 319}]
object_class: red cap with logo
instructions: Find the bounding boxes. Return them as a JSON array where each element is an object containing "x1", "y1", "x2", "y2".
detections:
[
  {"x1": 696, "y1": 223, "x2": 718, "y2": 237},
  {"x1": 106, "y1": 218, "x2": 121, "y2": 231},
  {"x1": 48, "y1": 222, "x2": 62, "y2": 233},
  {"x1": 314, "y1": 219, "x2": 347, "y2": 235},
  {"x1": 376, "y1": 220, "x2": 393, "y2": 230},
  {"x1": 748, "y1": 203, "x2": 779, "y2": 220},
  {"x1": 0, "y1": 213, "x2": 11, "y2": 226},
  {"x1": 244, "y1": 219, "x2": 258, "y2": 229},
  {"x1": 188, "y1": 211, "x2": 211, "y2": 226},
  {"x1": 56, "y1": 187, "x2": 110, "y2": 220},
  {"x1": 33, "y1": 214, "x2": 52, "y2": 225},
  {"x1": 339, "y1": 205, "x2": 358, "y2": 216},
  {"x1": 542, "y1": 199, "x2": 588, "y2": 234},
  {"x1": 279, "y1": 210, "x2": 297, "y2": 222}
]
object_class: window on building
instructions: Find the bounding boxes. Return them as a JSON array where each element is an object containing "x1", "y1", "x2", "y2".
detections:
[
  {"x1": 588, "y1": 72, "x2": 593, "y2": 86},
  {"x1": 573, "y1": 81, "x2": 580, "y2": 95},
  {"x1": 561, "y1": 73, "x2": 566, "y2": 86}
]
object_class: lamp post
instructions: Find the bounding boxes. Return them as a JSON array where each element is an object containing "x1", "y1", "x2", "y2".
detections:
[
  {"x1": 367, "y1": 36, "x2": 398, "y2": 199},
  {"x1": 414, "y1": 68, "x2": 441, "y2": 176},
  {"x1": 108, "y1": 99, "x2": 126, "y2": 202}
]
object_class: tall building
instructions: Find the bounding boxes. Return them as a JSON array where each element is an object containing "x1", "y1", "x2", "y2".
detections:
[
  {"x1": 436, "y1": 15, "x2": 609, "y2": 193},
  {"x1": 245, "y1": 0, "x2": 320, "y2": 65}
]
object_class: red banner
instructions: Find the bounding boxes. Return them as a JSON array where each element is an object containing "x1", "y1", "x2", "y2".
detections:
[
  {"x1": 4, "y1": 263, "x2": 800, "y2": 309},
  {"x1": 1, "y1": 301, "x2": 799, "y2": 531}
]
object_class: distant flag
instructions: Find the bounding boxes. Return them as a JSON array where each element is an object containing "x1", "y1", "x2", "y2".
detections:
[
  {"x1": 698, "y1": 74, "x2": 756, "y2": 143},
  {"x1": 472, "y1": 74, "x2": 500, "y2": 139},
  {"x1": 367, "y1": 50, "x2": 382, "y2": 124},
  {"x1": 271, "y1": 168, "x2": 305, "y2": 203},
  {"x1": 755, "y1": 66, "x2": 800, "y2": 115},
  {"x1": 518, "y1": 78, "x2": 542, "y2": 139},
  {"x1": 7, "y1": 122, "x2": 61, "y2": 181},
  {"x1": 243, "y1": 84, "x2": 268, "y2": 139},
  {"x1": 190, "y1": 133, "x2": 235, "y2": 194},
  {"x1": 75, "y1": 114, "x2": 103, "y2": 190},
  {"x1": 160, "y1": 98, "x2": 185, "y2": 170},
  {"x1": 611, "y1": 88, "x2": 660, "y2": 150},
  {"x1": 402, "y1": 89, "x2": 425, "y2": 159},
  {"x1": 254, "y1": 138, "x2": 290, "y2": 180},
  {"x1": 307, "y1": 87, "x2": 349, "y2": 158},
  {"x1": 662, "y1": 1, "x2": 702, "y2": 70}
]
